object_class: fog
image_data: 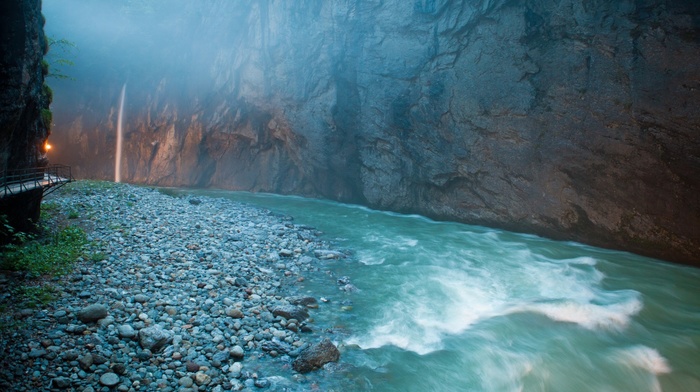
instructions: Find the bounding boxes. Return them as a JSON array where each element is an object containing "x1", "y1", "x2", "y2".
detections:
[
  {"x1": 40, "y1": 0, "x2": 700, "y2": 265},
  {"x1": 43, "y1": 0, "x2": 252, "y2": 99},
  {"x1": 42, "y1": 0, "x2": 314, "y2": 186}
]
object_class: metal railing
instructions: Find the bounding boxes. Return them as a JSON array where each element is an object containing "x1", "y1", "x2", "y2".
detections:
[{"x1": 0, "y1": 164, "x2": 73, "y2": 198}]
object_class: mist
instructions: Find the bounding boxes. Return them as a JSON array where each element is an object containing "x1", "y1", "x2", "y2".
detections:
[{"x1": 41, "y1": 0, "x2": 700, "y2": 264}]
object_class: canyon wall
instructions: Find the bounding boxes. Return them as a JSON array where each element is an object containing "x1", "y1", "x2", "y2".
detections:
[
  {"x1": 0, "y1": 0, "x2": 50, "y2": 173},
  {"x1": 46, "y1": 0, "x2": 700, "y2": 265},
  {"x1": 0, "y1": 0, "x2": 51, "y2": 236}
]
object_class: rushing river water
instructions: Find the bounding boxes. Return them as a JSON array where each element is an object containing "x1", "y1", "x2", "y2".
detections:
[{"x1": 183, "y1": 190, "x2": 699, "y2": 391}]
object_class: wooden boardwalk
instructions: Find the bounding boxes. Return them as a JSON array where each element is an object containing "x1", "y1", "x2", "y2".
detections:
[{"x1": 0, "y1": 165, "x2": 73, "y2": 198}]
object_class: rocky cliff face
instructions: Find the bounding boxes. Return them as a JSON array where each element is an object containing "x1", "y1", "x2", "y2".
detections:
[
  {"x1": 0, "y1": 0, "x2": 50, "y2": 173},
  {"x1": 0, "y1": 0, "x2": 51, "y2": 237},
  {"x1": 46, "y1": 0, "x2": 700, "y2": 265}
]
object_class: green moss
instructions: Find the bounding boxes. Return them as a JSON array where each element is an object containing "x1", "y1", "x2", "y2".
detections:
[
  {"x1": 41, "y1": 108, "x2": 52, "y2": 129},
  {"x1": 42, "y1": 84, "x2": 53, "y2": 104},
  {"x1": 41, "y1": 59, "x2": 49, "y2": 76}
]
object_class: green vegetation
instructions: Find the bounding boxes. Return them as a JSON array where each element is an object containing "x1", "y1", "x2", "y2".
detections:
[
  {"x1": 41, "y1": 59, "x2": 50, "y2": 76},
  {"x1": 1, "y1": 199, "x2": 90, "y2": 315},
  {"x1": 40, "y1": 108, "x2": 53, "y2": 129},
  {"x1": 0, "y1": 225, "x2": 87, "y2": 276},
  {"x1": 45, "y1": 36, "x2": 76, "y2": 80},
  {"x1": 43, "y1": 84, "x2": 54, "y2": 104},
  {"x1": 89, "y1": 252, "x2": 107, "y2": 263},
  {"x1": 0, "y1": 181, "x2": 121, "y2": 316},
  {"x1": 21, "y1": 285, "x2": 58, "y2": 308}
]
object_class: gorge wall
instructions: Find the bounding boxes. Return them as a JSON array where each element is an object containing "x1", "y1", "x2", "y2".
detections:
[
  {"x1": 45, "y1": 0, "x2": 700, "y2": 265},
  {"x1": 0, "y1": 0, "x2": 51, "y2": 235},
  {"x1": 1, "y1": 0, "x2": 50, "y2": 173}
]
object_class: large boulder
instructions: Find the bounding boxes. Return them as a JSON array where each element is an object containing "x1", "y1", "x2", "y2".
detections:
[
  {"x1": 272, "y1": 305, "x2": 309, "y2": 322},
  {"x1": 292, "y1": 338, "x2": 340, "y2": 373}
]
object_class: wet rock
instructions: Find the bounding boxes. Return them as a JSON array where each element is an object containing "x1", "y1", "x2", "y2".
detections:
[
  {"x1": 272, "y1": 305, "x2": 309, "y2": 322},
  {"x1": 138, "y1": 325, "x2": 173, "y2": 352},
  {"x1": 292, "y1": 338, "x2": 341, "y2": 373},
  {"x1": 288, "y1": 296, "x2": 319, "y2": 308},
  {"x1": 314, "y1": 250, "x2": 345, "y2": 260},
  {"x1": 77, "y1": 304, "x2": 108, "y2": 323},
  {"x1": 255, "y1": 378, "x2": 271, "y2": 388}
]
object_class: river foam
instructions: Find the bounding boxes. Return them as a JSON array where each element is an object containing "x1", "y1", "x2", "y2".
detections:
[
  {"x1": 190, "y1": 189, "x2": 700, "y2": 391},
  {"x1": 349, "y1": 243, "x2": 644, "y2": 355}
]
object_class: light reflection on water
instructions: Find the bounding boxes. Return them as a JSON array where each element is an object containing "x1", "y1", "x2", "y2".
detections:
[{"x1": 181, "y1": 189, "x2": 700, "y2": 391}]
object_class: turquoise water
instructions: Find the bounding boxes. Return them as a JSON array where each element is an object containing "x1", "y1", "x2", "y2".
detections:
[{"x1": 186, "y1": 190, "x2": 700, "y2": 391}]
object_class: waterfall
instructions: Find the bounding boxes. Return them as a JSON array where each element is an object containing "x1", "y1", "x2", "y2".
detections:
[{"x1": 115, "y1": 84, "x2": 126, "y2": 183}]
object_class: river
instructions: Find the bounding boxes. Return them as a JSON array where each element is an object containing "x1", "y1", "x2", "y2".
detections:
[{"x1": 179, "y1": 189, "x2": 700, "y2": 391}]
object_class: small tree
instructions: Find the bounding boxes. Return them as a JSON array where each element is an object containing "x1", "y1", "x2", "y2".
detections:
[{"x1": 45, "y1": 36, "x2": 77, "y2": 80}]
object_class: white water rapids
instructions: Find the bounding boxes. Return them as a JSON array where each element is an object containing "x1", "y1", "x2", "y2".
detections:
[{"x1": 181, "y1": 190, "x2": 700, "y2": 392}]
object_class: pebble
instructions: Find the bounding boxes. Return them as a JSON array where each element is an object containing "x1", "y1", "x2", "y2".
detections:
[
  {"x1": 51, "y1": 377, "x2": 71, "y2": 389},
  {"x1": 0, "y1": 183, "x2": 352, "y2": 391},
  {"x1": 185, "y1": 361, "x2": 200, "y2": 372},
  {"x1": 194, "y1": 371, "x2": 211, "y2": 386},
  {"x1": 178, "y1": 376, "x2": 194, "y2": 388},
  {"x1": 99, "y1": 372, "x2": 120, "y2": 387},
  {"x1": 138, "y1": 325, "x2": 173, "y2": 351},
  {"x1": 117, "y1": 324, "x2": 136, "y2": 339},
  {"x1": 230, "y1": 345, "x2": 245, "y2": 359},
  {"x1": 225, "y1": 307, "x2": 244, "y2": 319}
]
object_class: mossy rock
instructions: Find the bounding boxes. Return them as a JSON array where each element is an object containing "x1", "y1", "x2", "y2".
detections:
[
  {"x1": 41, "y1": 108, "x2": 53, "y2": 129},
  {"x1": 42, "y1": 84, "x2": 53, "y2": 104},
  {"x1": 41, "y1": 59, "x2": 49, "y2": 76}
]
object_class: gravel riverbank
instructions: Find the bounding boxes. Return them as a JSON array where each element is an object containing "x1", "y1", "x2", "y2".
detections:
[{"x1": 0, "y1": 182, "x2": 351, "y2": 391}]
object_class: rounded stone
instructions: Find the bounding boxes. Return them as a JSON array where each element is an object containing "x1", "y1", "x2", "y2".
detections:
[
  {"x1": 99, "y1": 372, "x2": 120, "y2": 387},
  {"x1": 194, "y1": 371, "x2": 211, "y2": 386},
  {"x1": 178, "y1": 376, "x2": 194, "y2": 388},
  {"x1": 225, "y1": 307, "x2": 244, "y2": 319},
  {"x1": 77, "y1": 304, "x2": 109, "y2": 323},
  {"x1": 230, "y1": 345, "x2": 244, "y2": 359}
]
